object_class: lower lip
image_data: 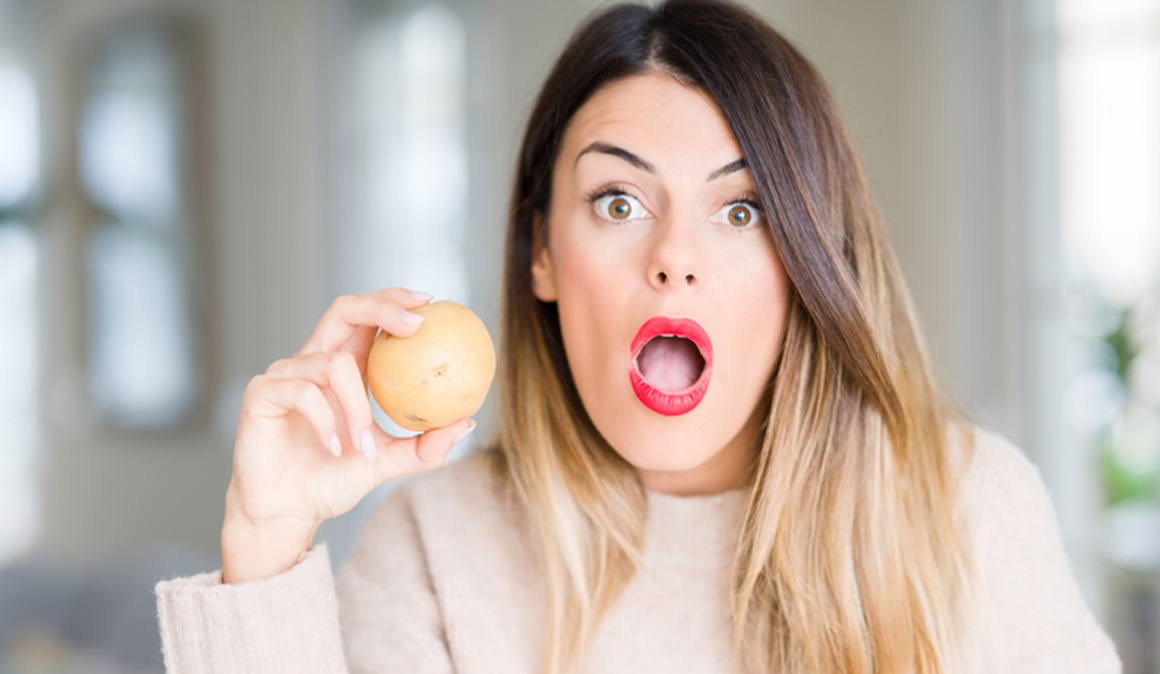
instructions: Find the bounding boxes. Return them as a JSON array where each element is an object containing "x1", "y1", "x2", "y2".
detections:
[{"x1": 629, "y1": 366, "x2": 711, "y2": 415}]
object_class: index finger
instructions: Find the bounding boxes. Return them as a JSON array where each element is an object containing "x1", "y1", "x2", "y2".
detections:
[{"x1": 297, "y1": 288, "x2": 433, "y2": 357}]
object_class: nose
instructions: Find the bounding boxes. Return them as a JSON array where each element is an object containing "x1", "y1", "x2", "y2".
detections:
[{"x1": 646, "y1": 218, "x2": 700, "y2": 290}]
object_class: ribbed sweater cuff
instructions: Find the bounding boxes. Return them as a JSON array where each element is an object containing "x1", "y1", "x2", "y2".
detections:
[{"x1": 154, "y1": 543, "x2": 346, "y2": 674}]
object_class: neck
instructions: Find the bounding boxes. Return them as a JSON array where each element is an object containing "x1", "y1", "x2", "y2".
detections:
[{"x1": 636, "y1": 406, "x2": 764, "y2": 496}]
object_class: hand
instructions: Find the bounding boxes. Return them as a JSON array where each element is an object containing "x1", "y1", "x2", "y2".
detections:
[{"x1": 221, "y1": 288, "x2": 477, "y2": 583}]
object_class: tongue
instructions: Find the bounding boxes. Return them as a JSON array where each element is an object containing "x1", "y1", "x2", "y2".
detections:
[{"x1": 637, "y1": 337, "x2": 704, "y2": 391}]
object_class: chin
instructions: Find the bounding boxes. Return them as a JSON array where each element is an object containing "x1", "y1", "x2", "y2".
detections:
[{"x1": 597, "y1": 402, "x2": 736, "y2": 474}]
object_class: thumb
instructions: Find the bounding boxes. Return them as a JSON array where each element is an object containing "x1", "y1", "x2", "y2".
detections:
[
  {"x1": 375, "y1": 419, "x2": 477, "y2": 485},
  {"x1": 419, "y1": 419, "x2": 478, "y2": 463}
]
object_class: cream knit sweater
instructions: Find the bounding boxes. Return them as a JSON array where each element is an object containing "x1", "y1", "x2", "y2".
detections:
[{"x1": 154, "y1": 429, "x2": 1122, "y2": 673}]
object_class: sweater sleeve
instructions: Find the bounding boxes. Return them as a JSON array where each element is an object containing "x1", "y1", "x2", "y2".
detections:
[
  {"x1": 334, "y1": 484, "x2": 455, "y2": 674},
  {"x1": 967, "y1": 432, "x2": 1122, "y2": 673},
  {"x1": 154, "y1": 542, "x2": 348, "y2": 674},
  {"x1": 153, "y1": 485, "x2": 454, "y2": 674}
]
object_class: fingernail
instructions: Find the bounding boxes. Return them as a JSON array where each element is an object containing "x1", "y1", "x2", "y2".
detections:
[
  {"x1": 399, "y1": 310, "x2": 424, "y2": 326},
  {"x1": 328, "y1": 433, "x2": 342, "y2": 458},
  {"x1": 360, "y1": 429, "x2": 377, "y2": 460},
  {"x1": 452, "y1": 421, "x2": 477, "y2": 447},
  {"x1": 410, "y1": 291, "x2": 433, "y2": 302}
]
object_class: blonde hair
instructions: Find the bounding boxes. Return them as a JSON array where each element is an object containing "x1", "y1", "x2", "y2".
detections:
[{"x1": 484, "y1": 1, "x2": 977, "y2": 671}]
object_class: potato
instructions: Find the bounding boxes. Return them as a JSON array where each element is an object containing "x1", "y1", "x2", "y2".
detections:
[{"x1": 366, "y1": 300, "x2": 496, "y2": 432}]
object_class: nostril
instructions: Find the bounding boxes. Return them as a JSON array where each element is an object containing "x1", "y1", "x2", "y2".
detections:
[{"x1": 655, "y1": 271, "x2": 696, "y2": 285}]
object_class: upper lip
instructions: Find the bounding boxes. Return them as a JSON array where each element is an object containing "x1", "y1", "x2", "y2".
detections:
[{"x1": 630, "y1": 316, "x2": 713, "y2": 366}]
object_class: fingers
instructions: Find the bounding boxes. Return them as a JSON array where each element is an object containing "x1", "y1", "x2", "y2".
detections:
[
  {"x1": 244, "y1": 375, "x2": 341, "y2": 456},
  {"x1": 298, "y1": 288, "x2": 433, "y2": 357},
  {"x1": 373, "y1": 419, "x2": 477, "y2": 485},
  {"x1": 246, "y1": 367, "x2": 478, "y2": 490},
  {"x1": 266, "y1": 351, "x2": 376, "y2": 458}
]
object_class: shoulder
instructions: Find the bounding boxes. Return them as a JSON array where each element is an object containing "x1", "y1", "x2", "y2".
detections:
[
  {"x1": 334, "y1": 453, "x2": 513, "y2": 670},
  {"x1": 393, "y1": 447, "x2": 521, "y2": 529},
  {"x1": 399, "y1": 447, "x2": 512, "y2": 504},
  {"x1": 340, "y1": 449, "x2": 548, "y2": 669},
  {"x1": 336, "y1": 447, "x2": 534, "y2": 616},
  {"x1": 954, "y1": 426, "x2": 1050, "y2": 536},
  {"x1": 354, "y1": 447, "x2": 534, "y2": 574},
  {"x1": 954, "y1": 426, "x2": 1070, "y2": 571},
  {"x1": 955, "y1": 426, "x2": 1039, "y2": 491},
  {"x1": 951, "y1": 427, "x2": 1122, "y2": 672},
  {"x1": 360, "y1": 447, "x2": 519, "y2": 540}
]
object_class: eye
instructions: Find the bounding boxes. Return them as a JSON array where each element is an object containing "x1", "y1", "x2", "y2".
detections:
[
  {"x1": 712, "y1": 200, "x2": 762, "y2": 228},
  {"x1": 592, "y1": 191, "x2": 648, "y2": 222}
]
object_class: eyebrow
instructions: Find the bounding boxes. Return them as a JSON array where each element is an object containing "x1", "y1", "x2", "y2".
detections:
[{"x1": 574, "y1": 141, "x2": 747, "y2": 182}]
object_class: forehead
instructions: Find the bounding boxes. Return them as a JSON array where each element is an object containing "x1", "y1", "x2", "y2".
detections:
[{"x1": 559, "y1": 72, "x2": 744, "y2": 170}]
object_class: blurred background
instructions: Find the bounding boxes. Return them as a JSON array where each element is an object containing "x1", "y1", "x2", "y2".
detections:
[{"x1": 0, "y1": 0, "x2": 1157, "y2": 671}]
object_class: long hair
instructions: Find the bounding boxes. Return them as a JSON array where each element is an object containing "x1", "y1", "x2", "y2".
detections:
[{"x1": 485, "y1": 1, "x2": 976, "y2": 671}]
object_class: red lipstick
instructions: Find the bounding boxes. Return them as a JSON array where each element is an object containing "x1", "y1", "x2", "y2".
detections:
[{"x1": 628, "y1": 316, "x2": 713, "y2": 416}]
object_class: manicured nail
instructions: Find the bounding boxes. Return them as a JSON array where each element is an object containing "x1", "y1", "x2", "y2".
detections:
[
  {"x1": 360, "y1": 429, "x2": 377, "y2": 460},
  {"x1": 328, "y1": 433, "x2": 342, "y2": 458},
  {"x1": 410, "y1": 291, "x2": 433, "y2": 302},
  {"x1": 399, "y1": 310, "x2": 424, "y2": 326},
  {"x1": 452, "y1": 421, "x2": 477, "y2": 447}
]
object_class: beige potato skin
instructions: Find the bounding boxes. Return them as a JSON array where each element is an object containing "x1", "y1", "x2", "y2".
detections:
[{"x1": 366, "y1": 300, "x2": 496, "y2": 432}]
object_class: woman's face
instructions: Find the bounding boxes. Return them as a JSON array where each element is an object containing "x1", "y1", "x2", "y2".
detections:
[{"x1": 531, "y1": 72, "x2": 790, "y2": 495}]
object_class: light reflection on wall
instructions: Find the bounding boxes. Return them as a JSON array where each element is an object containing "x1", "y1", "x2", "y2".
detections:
[
  {"x1": 0, "y1": 227, "x2": 39, "y2": 565},
  {"x1": 86, "y1": 225, "x2": 194, "y2": 426},
  {"x1": 353, "y1": 4, "x2": 469, "y2": 307},
  {"x1": 1059, "y1": 0, "x2": 1160, "y2": 306},
  {"x1": 0, "y1": 64, "x2": 38, "y2": 203},
  {"x1": 348, "y1": 3, "x2": 469, "y2": 438},
  {"x1": 79, "y1": 21, "x2": 196, "y2": 428},
  {"x1": 81, "y1": 89, "x2": 179, "y2": 225},
  {"x1": 0, "y1": 58, "x2": 39, "y2": 563}
]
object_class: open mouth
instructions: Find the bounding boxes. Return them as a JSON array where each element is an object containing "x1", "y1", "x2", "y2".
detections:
[
  {"x1": 635, "y1": 336, "x2": 706, "y2": 391},
  {"x1": 628, "y1": 316, "x2": 713, "y2": 416}
]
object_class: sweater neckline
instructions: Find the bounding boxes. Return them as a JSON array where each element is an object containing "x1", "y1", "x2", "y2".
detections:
[
  {"x1": 640, "y1": 484, "x2": 749, "y2": 569},
  {"x1": 644, "y1": 483, "x2": 749, "y2": 511}
]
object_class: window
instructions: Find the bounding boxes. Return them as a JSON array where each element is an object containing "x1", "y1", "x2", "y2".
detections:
[
  {"x1": 1059, "y1": 1, "x2": 1160, "y2": 512},
  {"x1": 77, "y1": 17, "x2": 208, "y2": 429},
  {"x1": 1058, "y1": 0, "x2": 1160, "y2": 667}
]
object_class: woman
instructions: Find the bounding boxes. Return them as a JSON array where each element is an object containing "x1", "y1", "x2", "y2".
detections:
[{"x1": 155, "y1": 1, "x2": 1121, "y2": 672}]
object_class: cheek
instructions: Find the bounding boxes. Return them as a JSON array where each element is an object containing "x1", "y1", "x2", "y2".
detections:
[
  {"x1": 720, "y1": 242, "x2": 790, "y2": 368},
  {"x1": 747, "y1": 256, "x2": 789, "y2": 325},
  {"x1": 550, "y1": 229, "x2": 633, "y2": 372},
  {"x1": 551, "y1": 227, "x2": 634, "y2": 312},
  {"x1": 762, "y1": 257, "x2": 792, "y2": 347}
]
